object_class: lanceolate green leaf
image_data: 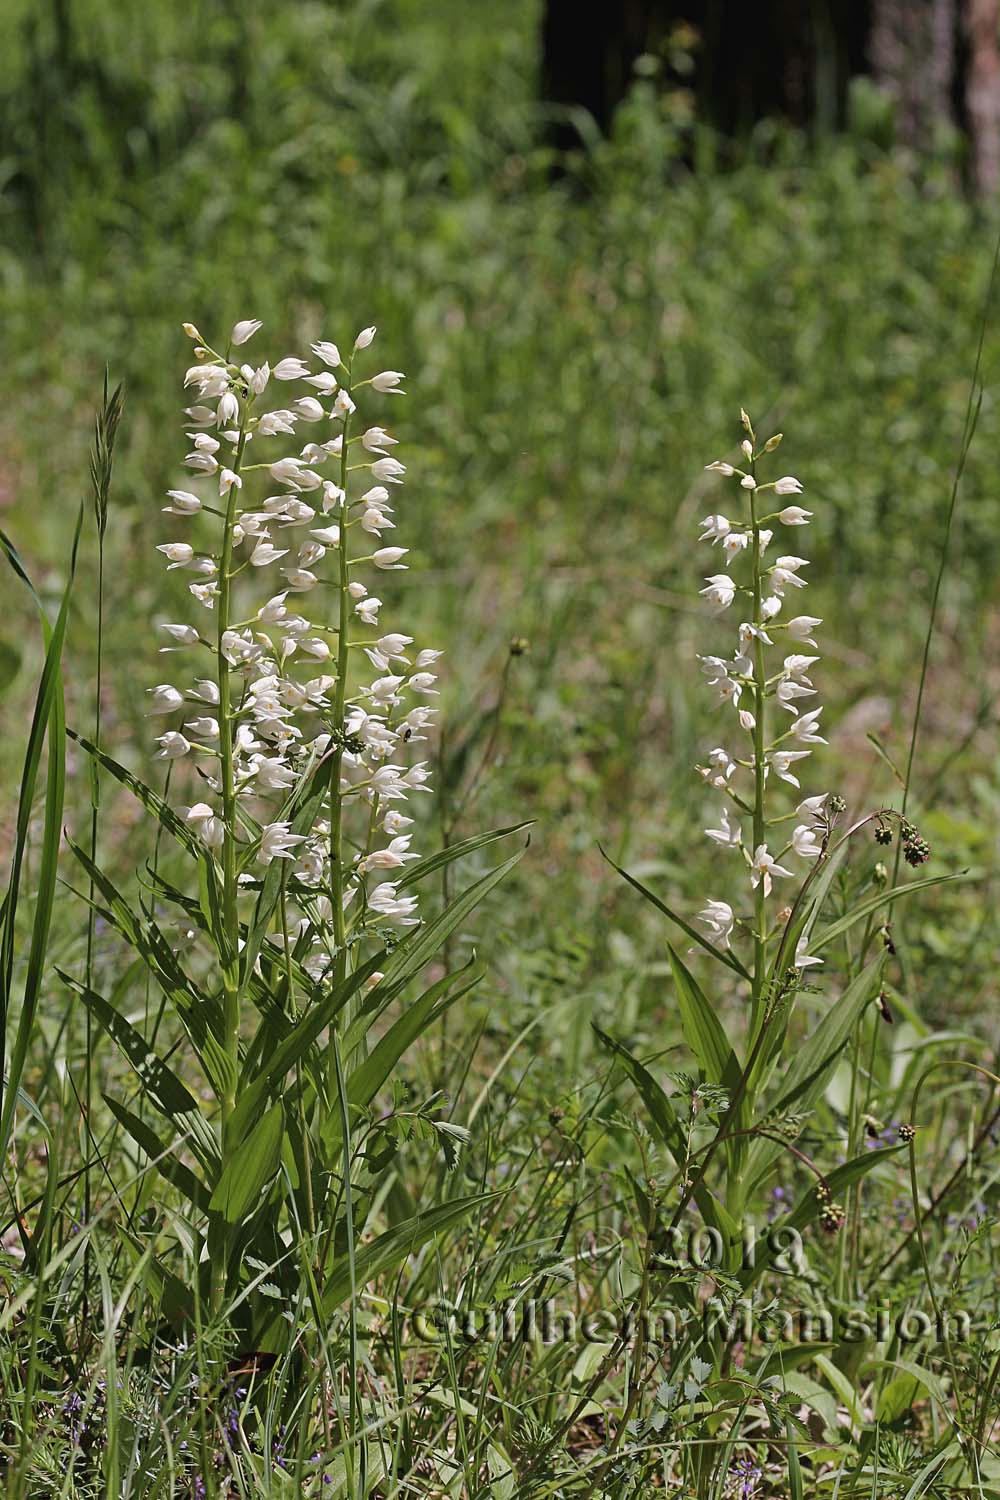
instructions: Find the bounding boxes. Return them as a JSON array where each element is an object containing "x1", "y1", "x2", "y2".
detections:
[
  {"x1": 208, "y1": 1103, "x2": 285, "y2": 1223},
  {"x1": 667, "y1": 945, "x2": 746, "y2": 1102},
  {"x1": 870, "y1": 1359, "x2": 951, "y2": 1420},
  {"x1": 876, "y1": 1370, "x2": 924, "y2": 1425},
  {"x1": 58, "y1": 971, "x2": 198, "y2": 1119},
  {"x1": 348, "y1": 966, "x2": 480, "y2": 1107},
  {"x1": 145, "y1": 859, "x2": 316, "y2": 1029},
  {"x1": 67, "y1": 854, "x2": 238, "y2": 1104},
  {"x1": 320, "y1": 962, "x2": 485, "y2": 1154},
  {"x1": 65, "y1": 969, "x2": 220, "y2": 1172},
  {"x1": 104, "y1": 1097, "x2": 211, "y2": 1215},
  {"x1": 744, "y1": 954, "x2": 885, "y2": 1194},
  {"x1": 67, "y1": 730, "x2": 214, "y2": 867},
  {"x1": 601, "y1": 848, "x2": 752, "y2": 981},
  {"x1": 118, "y1": 1233, "x2": 198, "y2": 1329},
  {"x1": 395, "y1": 821, "x2": 533, "y2": 890},
  {"x1": 810, "y1": 870, "x2": 977, "y2": 952},
  {"x1": 738, "y1": 1146, "x2": 904, "y2": 1299},
  {"x1": 320, "y1": 1194, "x2": 498, "y2": 1314},
  {"x1": 374, "y1": 845, "x2": 526, "y2": 1004},
  {"x1": 230, "y1": 953, "x2": 386, "y2": 1144},
  {"x1": 766, "y1": 840, "x2": 851, "y2": 983},
  {"x1": 783, "y1": 1145, "x2": 903, "y2": 1233},
  {"x1": 66, "y1": 839, "x2": 219, "y2": 1033},
  {"x1": 339, "y1": 958, "x2": 476, "y2": 1065},
  {"x1": 593, "y1": 1026, "x2": 686, "y2": 1159},
  {"x1": 767, "y1": 953, "x2": 885, "y2": 1117}
]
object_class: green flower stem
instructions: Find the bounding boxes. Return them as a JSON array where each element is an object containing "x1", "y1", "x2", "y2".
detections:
[
  {"x1": 210, "y1": 413, "x2": 250, "y2": 1315},
  {"x1": 749, "y1": 474, "x2": 767, "y2": 1034},
  {"x1": 217, "y1": 422, "x2": 250, "y2": 1144},
  {"x1": 329, "y1": 358, "x2": 354, "y2": 1095}
]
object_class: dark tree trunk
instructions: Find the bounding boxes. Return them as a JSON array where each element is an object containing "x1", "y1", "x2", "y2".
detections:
[
  {"x1": 869, "y1": 0, "x2": 958, "y2": 147},
  {"x1": 965, "y1": 0, "x2": 1000, "y2": 190},
  {"x1": 540, "y1": 0, "x2": 1000, "y2": 192}
]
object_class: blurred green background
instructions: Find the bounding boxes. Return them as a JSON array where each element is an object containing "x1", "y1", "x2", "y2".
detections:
[{"x1": 1, "y1": 0, "x2": 998, "y2": 1056}]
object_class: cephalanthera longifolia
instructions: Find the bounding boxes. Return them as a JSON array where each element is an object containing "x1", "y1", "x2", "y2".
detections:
[
  {"x1": 63, "y1": 319, "x2": 525, "y2": 1332},
  {"x1": 592, "y1": 411, "x2": 939, "y2": 1393}
]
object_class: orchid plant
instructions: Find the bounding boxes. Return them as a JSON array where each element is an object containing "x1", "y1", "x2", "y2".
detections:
[
  {"x1": 596, "y1": 411, "x2": 939, "y2": 1374},
  {"x1": 63, "y1": 320, "x2": 525, "y2": 1343},
  {"x1": 547, "y1": 409, "x2": 952, "y2": 1498}
]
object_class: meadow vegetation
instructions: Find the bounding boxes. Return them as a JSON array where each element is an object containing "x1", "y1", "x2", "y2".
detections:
[{"x1": 1, "y1": 1, "x2": 999, "y2": 1495}]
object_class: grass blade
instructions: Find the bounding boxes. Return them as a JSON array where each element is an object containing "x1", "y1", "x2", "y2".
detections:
[{"x1": 0, "y1": 507, "x2": 83, "y2": 1157}]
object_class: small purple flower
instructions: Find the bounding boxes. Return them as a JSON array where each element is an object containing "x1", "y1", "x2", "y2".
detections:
[
  {"x1": 62, "y1": 1391, "x2": 86, "y2": 1446},
  {"x1": 767, "y1": 1184, "x2": 791, "y2": 1221},
  {"x1": 730, "y1": 1454, "x2": 762, "y2": 1498},
  {"x1": 272, "y1": 1427, "x2": 288, "y2": 1470}
]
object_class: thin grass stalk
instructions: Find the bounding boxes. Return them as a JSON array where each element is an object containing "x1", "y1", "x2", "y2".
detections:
[
  {"x1": 12, "y1": 1127, "x2": 59, "y2": 1497},
  {"x1": 891, "y1": 226, "x2": 1000, "y2": 885},
  {"x1": 901, "y1": 1060, "x2": 1000, "y2": 1459},
  {"x1": 83, "y1": 370, "x2": 124, "y2": 1332},
  {"x1": 0, "y1": 508, "x2": 83, "y2": 1160},
  {"x1": 831, "y1": 233, "x2": 1000, "y2": 1321}
]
